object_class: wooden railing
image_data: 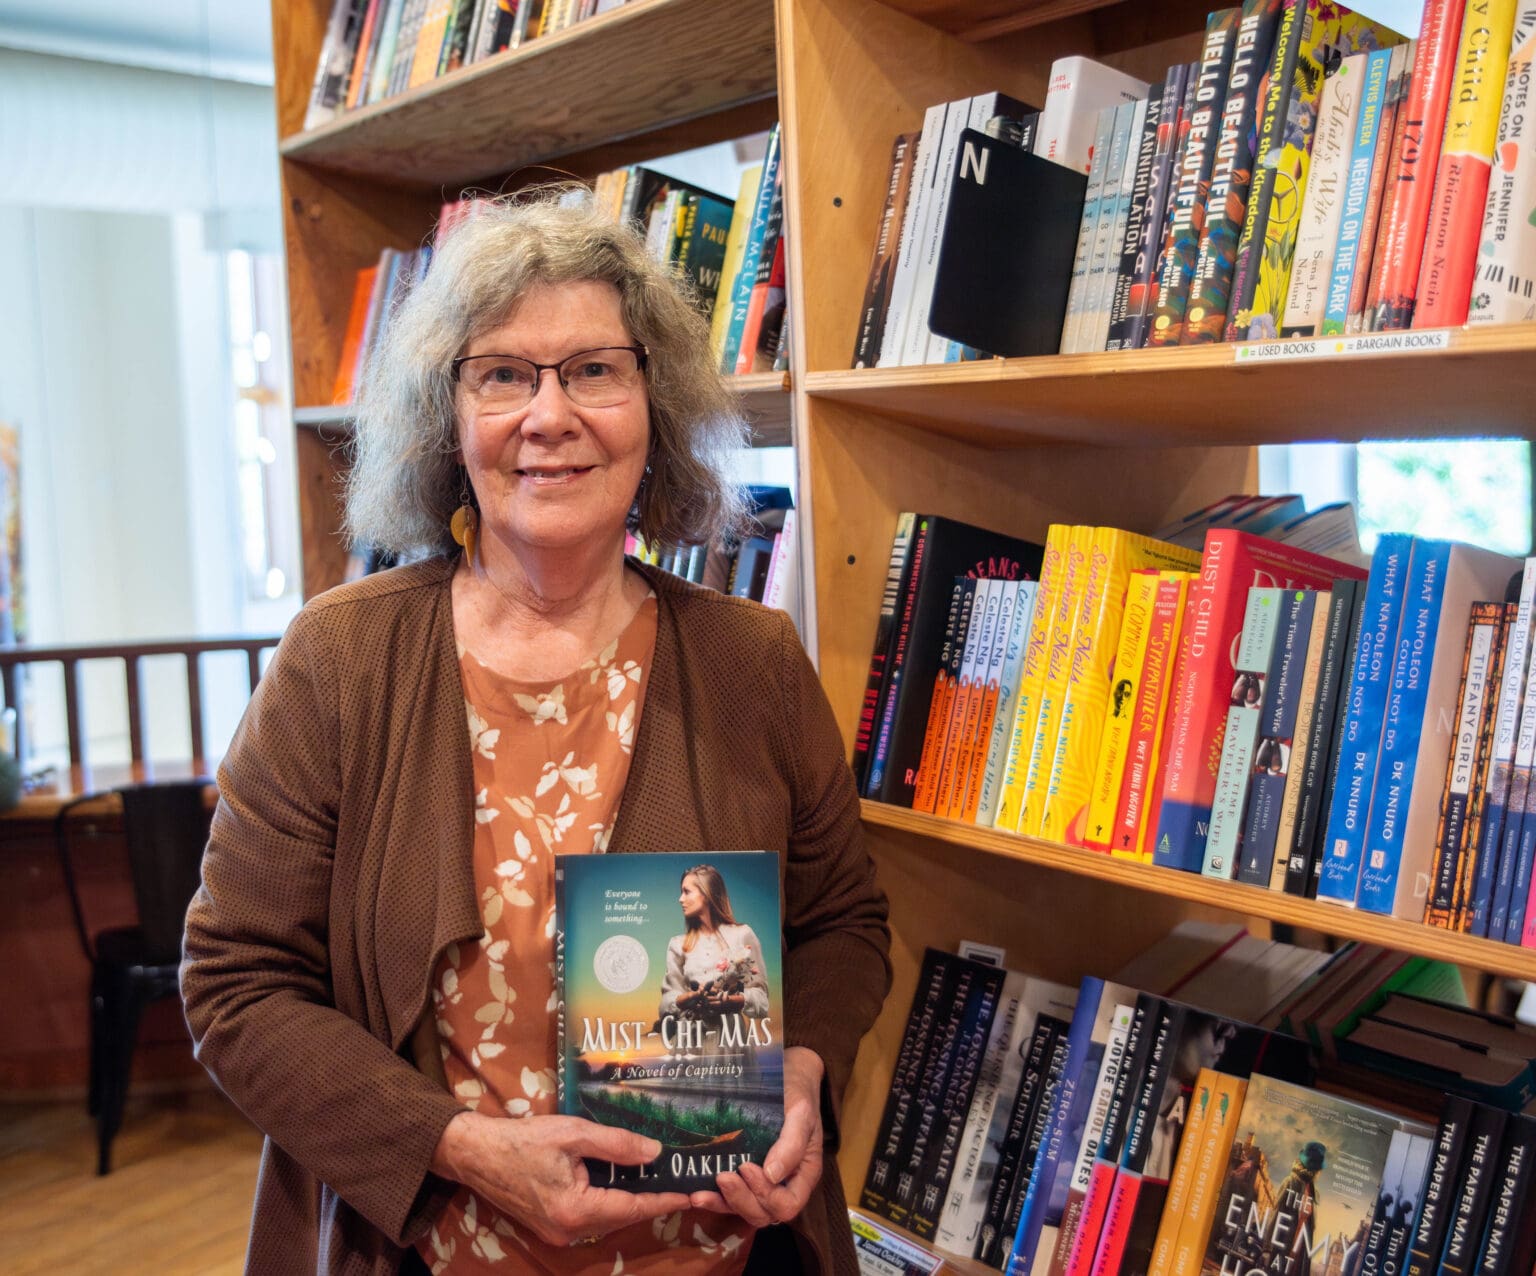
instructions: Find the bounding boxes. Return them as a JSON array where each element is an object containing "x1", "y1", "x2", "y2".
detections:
[{"x1": 0, "y1": 637, "x2": 281, "y2": 785}]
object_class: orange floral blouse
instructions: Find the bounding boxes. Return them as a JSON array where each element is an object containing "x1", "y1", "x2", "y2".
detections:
[{"x1": 417, "y1": 593, "x2": 754, "y2": 1275}]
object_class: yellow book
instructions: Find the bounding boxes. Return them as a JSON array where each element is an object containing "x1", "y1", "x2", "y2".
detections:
[
  {"x1": 1037, "y1": 530, "x2": 1201, "y2": 845},
  {"x1": 994, "y1": 525, "x2": 1073, "y2": 833},
  {"x1": 1081, "y1": 570, "x2": 1163, "y2": 852},
  {"x1": 1169, "y1": 1072, "x2": 1248, "y2": 1276},
  {"x1": 1017, "y1": 526, "x2": 1094, "y2": 837},
  {"x1": 708, "y1": 165, "x2": 762, "y2": 366},
  {"x1": 408, "y1": 0, "x2": 456, "y2": 89},
  {"x1": 1146, "y1": 1068, "x2": 1217, "y2": 1276}
]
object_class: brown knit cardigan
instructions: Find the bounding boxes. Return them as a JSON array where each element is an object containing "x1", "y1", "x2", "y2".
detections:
[{"x1": 182, "y1": 555, "x2": 891, "y2": 1275}]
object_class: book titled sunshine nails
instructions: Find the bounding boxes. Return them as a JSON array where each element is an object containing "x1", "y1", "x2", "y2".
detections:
[{"x1": 554, "y1": 850, "x2": 785, "y2": 1193}]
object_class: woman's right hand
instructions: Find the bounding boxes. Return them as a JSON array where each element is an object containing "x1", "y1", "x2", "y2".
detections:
[{"x1": 431, "y1": 1111, "x2": 692, "y2": 1248}]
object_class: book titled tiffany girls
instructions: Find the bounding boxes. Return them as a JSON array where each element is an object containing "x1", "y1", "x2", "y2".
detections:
[{"x1": 555, "y1": 850, "x2": 785, "y2": 1193}]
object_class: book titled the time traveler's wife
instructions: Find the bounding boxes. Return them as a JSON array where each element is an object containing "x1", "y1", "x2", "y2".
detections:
[{"x1": 555, "y1": 850, "x2": 785, "y2": 1193}]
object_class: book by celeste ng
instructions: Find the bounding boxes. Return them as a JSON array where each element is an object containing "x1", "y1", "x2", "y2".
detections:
[{"x1": 555, "y1": 850, "x2": 785, "y2": 1194}]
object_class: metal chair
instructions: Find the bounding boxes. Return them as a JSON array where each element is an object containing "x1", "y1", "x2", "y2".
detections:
[{"x1": 54, "y1": 779, "x2": 213, "y2": 1174}]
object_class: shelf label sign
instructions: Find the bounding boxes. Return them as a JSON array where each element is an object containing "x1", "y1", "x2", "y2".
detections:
[{"x1": 1233, "y1": 329, "x2": 1452, "y2": 363}]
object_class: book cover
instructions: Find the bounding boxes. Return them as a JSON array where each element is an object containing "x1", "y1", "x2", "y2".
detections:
[
  {"x1": 554, "y1": 851, "x2": 783, "y2": 1194},
  {"x1": 1357, "y1": 541, "x2": 1522, "y2": 919},
  {"x1": 1239, "y1": 589, "x2": 1321, "y2": 884},
  {"x1": 1169, "y1": 1072, "x2": 1248, "y2": 1276},
  {"x1": 1316, "y1": 534, "x2": 1415, "y2": 905},
  {"x1": 852, "y1": 133, "x2": 919, "y2": 368},
  {"x1": 1197, "y1": 1074, "x2": 1431, "y2": 1276},
  {"x1": 1183, "y1": 0, "x2": 1287, "y2": 343},
  {"x1": 1357, "y1": 1128, "x2": 1434, "y2": 1276},
  {"x1": 680, "y1": 192, "x2": 736, "y2": 328},
  {"x1": 1113, "y1": 571, "x2": 1192, "y2": 861},
  {"x1": 1148, "y1": 7, "x2": 1243, "y2": 345},
  {"x1": 1153, "y1": 530, "x2": 1365, "y2": 874},
  {"x1": 1373, "y1": 0, "x2": 1469, "y2": 330},
  {"x1": 1403, "y1": 1094, "x2": 1478, "y2": 1276},
  {"x1": 1350, "y1": 41, "x2": 1416, "y2": 331},
  {"x1": 1280, "y1": 52, "x2": 1370, "y2": 337},
  {"x1": 1469, "y1": 4, "x2": 1536, "y2": 326},
  {"x1": 1413, "y1": 0, "x2": 1519, "y2": 328},
  {"x1": 1119, "y1": 63, "x2": 1194, "y2": 348},
  {"x1": 1321, "y1": 47, "x2": 1396, "y2": 335},
  {"x1": 1265, "y1": 587, "x2": 1332, "y2": 889}
]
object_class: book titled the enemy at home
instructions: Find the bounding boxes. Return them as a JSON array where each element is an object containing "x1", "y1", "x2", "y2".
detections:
[{"x1": 555, "y1": 850, "x2": 784, "y2": 1194}]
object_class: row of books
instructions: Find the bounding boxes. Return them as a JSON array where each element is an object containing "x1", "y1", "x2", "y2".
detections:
[
  {"x1": 852, "y1": 0, "x2": 1536, "y2": 367},
  {"x1": 304, "y1": 0, "x2": 624, "y2": 130},
  {"x1": 623, "y1": 496, "x2": 799, "y2": 613},
  {"x1": 854, "y1": 498, "x2": 1536, "y2": 941},
  {"x1": 859, "y1": 923, "x2": 1536, "y2": 1276}
]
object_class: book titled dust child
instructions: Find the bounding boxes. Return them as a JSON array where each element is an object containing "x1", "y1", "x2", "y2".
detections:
[{"x1": 554, "y1": 850, "x2": 785, "y2": 1194}]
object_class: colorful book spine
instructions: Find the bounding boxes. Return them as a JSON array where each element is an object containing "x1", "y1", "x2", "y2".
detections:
[
  {"x1": 1083, "y1": 572, "x2": 1163, "y2": 851},
  {"x1": 1281, "y1": 51, "x2": 1371, "y2": 337},
  {"x1": 1462, "y1": 606, "x2": 1515, "y2": 928},
  {"x1": 1317, "y1": 534, "x2": 1415, "y2": 905},
  {"x1": 1266, "y1": 587, "x2": 1332, "y2": 889},
  {"x1": 912, "y1": 578, "x2": 975, "y2": 814},
  {"x1": 1153, "y1": 530, "x2": 1365, "y2": 873},
  {"x1": 1490, "y1": 569, "x2": 1536, "y2": 937},
  {"x1": 1167, "y1": 1072, "x2": 1247, "y2": 1276},
  {"x1": 1349, "y1": 42, "x2": 1416, "y2": 332},
  {"x1": 1469, "y1": 4, "x2": 1536, "y2": 326},
  {"x1": 960, "y1": 581, "x2": 1023, "y2": 823},
  {"x1": 1413, "y1": 0, "x2": 1520, "y2": 328},
  {"x1": 1468, "y1": 559, "x2": 1536, "y2": 935},
  {"x1": 1202, "y1": 587, "x2": 1287, "y2": 879},
  {"x1": 865, "y1": 514, "x2": 933, "y2": 801},
  {"x1": 854, "y1": 513, "x2": 918, "y2": 791},
  {"x1": 1113, "y1": 573, "x2": 1191, "y2": 861},
  {"x1": 1182, "y1": 0, "x2": 1285, "y2": 342},
  {"x1": 1373, "y1": 0, "x2": 1469, "y2": 330},
  {"x1": 939, "y1": 580, "x2": 1003, "y2": 820},
  {"x1": 1105, "y1": 88, "x2": 1166, "y2": 350},
  {"x1": 1143, "y1": 1068, "x2": 1215, "y2": 1276},
  {"x1": 1238, "y1": 588, "x2": 1320, "y2": 884},
  {"x1": 978, "y1": 582, "x2": 1040, "y2": 827},
  {"x1": 1148, "y1": 7, "x2": 1242, "y2": 344},
  {"x1": 709, "y1": 165, "x2": 764, "y2": 366},
  {"x1": 1121, "y1": 63, "x2": 1194, "y2": 348},
  {"x1": 1323, "y1": 47, "x2": 1395, "y2": 335},
  {"x1": 719, "y1": 124, "x2": 781, "y2": 374},
  {"x1": 734, "y1": 164, "x2": 786, "y2": 373},
  {"x1": 998, "y1": 1030, "x2": 1075, "y2": 1266}
]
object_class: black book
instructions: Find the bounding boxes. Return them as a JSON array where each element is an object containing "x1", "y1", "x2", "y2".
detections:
[
  {"x1": 1284, "y1": 577, "x2": 1362, "y2": 894},
  {"x1": 1405, "y1": 1095, "x2": 1482, "y2": 1276},
  {"x1": 729, "y1": 535, "x2": 775, "y2": 601},
  {"x1": 853, "y1": 514, "x2": 920, "y2": 791},
  {"x1": 864, "y1": 516, "x2": 1045, "y2": 806},
  {"x1": 997, "y1": 1023, "x2": 1073, "y2": 1263},
  {"x1": 1105, "y1": 83, "x2": 1166, "y2": 350},
  {"x1": 861, "y1": 948, "x2": 955, "y2": 1218},
  {"x1": 1438, "y1": 1104, "x2": 1510, "y2": 1276},
  {"x1": 926, "y1": 128, "x2": 1089, "y2": 359},
  {"x1": 1474, "y1": 1113, "x2": 1536, "y2": 1276},
  {"x1": 1304, "y1": 578, "x2": 1369, "y2": 898}
]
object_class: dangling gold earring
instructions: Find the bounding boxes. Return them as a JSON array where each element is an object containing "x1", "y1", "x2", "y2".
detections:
[{"x1": 450, "y1": 477, "x2": 478, "y2": 563}]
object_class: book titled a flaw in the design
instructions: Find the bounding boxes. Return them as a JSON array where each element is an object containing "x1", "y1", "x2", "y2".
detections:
[{"x1": 555, "y1": 850, "x2": 784, "y2": 1194}]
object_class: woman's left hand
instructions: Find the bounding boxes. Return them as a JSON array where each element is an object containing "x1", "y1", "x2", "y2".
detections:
[{"x1": 690, "y1": 1045, "x2": 824, "y2": 1226}]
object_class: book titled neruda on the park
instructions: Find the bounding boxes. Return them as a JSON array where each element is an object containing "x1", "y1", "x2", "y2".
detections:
[{"x1": 554, "y1": 850, "x2": 785, "y2": 1193}]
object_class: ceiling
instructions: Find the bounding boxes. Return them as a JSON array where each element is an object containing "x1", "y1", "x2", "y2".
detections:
[{"x1": 0, "y1": 0, "x2": 274, "y2": 83}]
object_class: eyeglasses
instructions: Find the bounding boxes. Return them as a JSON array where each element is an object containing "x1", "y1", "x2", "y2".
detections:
[{"x1": 450, "y1": 345, "x2": 649, "y2": 408}]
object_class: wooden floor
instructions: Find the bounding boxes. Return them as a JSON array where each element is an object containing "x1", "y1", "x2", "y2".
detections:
[{"x1": 0, "y1": 1086, "x2": 262, "y2": 1274}]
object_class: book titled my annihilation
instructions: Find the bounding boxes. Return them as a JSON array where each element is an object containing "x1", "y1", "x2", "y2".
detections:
[{"x1": 555, "y1": 850, "x2": 784, "y2": 1194}]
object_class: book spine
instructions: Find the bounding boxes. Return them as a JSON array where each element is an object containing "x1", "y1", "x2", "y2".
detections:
[
  {"x1": 1474, "y1": 1114, "x2": 1536, "y2": 1275},
  {"x1": 1145, "y1": 1069, "x2": 1215, "y2": 1276},
  {"x1": 938, "y1": 580, "x2": 998, "y2": 820},
  {"x1": 305, "y1": 0, "x2": 367, "y2": 130},
  {"x1": 1122, "y1": 64, "x2": 1193, "y2": 348},
  {"x1": 1168, "y1": 1073, "x2": 1248, "y2": 1276},
  {"x1": 1349, "y1": 42, "x2": 1415, "y2": 332},
  {"x1": 978, "y1": 582, "x2": 1041, "y2": 827},
  {"x1": 999, "y1": 1029, "x2": 1074, "y2": 1261},
  {"x1": 1268, "y1": 588, "x2": 1331, "y2": 888},
  {"x1": 866, "y1": 515, "x2": 932, "y2": 799},
  {"x1": 912, "y1": 578, "x2": 972, "y2": 814},
  {"x1": 1183, "y1": 0, "x2": 1284, "y2": 342},
  {"x1": 1357, "y1": 541, "x2": 1454, "y2": 915},
  {"x1": 978, "y1": 1015, "x2": 1063, "y2": 1265},
  {"x1": 1148, "y1": 8, "x2": 1242, "y2": 345},
  {"x1": 1203, "y1": 586, "x2": 1287, "y2": 878},
  {"x1": 1323, "y1": 48, "x2": 1395, "y2": 334},
  {"x1": 345, "y1": 0, "x2": 386, "y2": 111},
  {"x1": 1281, "y1": 52, "x2": 1370, "y2": 337},
  {"x1": 1105, "y1": 88, "x2": 1166, "y2": 350},
  {"x1": 1060, "y1": 108, "x2": 1121, "y2": 354},
  {"x1": 1317, "y1": 534, "x2": 1415, "y2": 904},
  {"x1": 720, "y1": 125, "x2": 782, "y2": 374},
  {"x1": 881, "y1": 103, "x2": 946, "y2": 366},
  {"x1": 1436, "y1": 1106, "x2": 1509, "y2": 1276},
  {"x1": 1469, "y1": 5, "x2": 1536, "y2": 326},
  {"x1": 852, "y1": 133, "x2": 918, "y2": 368},
  {"x1": 1084, "y1": 97, "x2": 1150, "y2": 351},
  {"x1": 1413, "y1": 0, "x2": 1520, "y2": 329},
  {"x1": 734, "y1": 165, "x2": 786, "y2": 374},
  {"x1": 960, "y1": 581, "x2": 1022, "y2": 823},
  {"x1": 1241, "y1": 589, "x2": 1319, "y2": 884},
  {"x1": 1455, "y1": 603, "x2": 1512, "y2": 927},
  {"x1": 1373, "y1": 0, "x2": 1467, "y2": 330},
  {"x1": 1403, "y1": 1094, "x2": 1477, "y2": 1276},
  {"x1": 1489, "y1": 572, "x2": 1536, "y2": 935},
  {"x1": 903, "y1": 98, "x2": 973, "y2": 366}
]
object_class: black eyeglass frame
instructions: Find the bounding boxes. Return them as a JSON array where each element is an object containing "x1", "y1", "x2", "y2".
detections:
[{"x1": 449, "y1": 344, "x2": 650, "y2": 393}]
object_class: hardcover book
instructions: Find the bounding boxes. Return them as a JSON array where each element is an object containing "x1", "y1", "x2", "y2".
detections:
[{"x1": 554, "y1": 851, "x2": 784, "y2": 1194}]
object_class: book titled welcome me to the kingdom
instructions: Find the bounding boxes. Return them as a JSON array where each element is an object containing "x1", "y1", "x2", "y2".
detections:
[{"x1": 555, "y1": 850, "x2": 785, "y2": 1193}]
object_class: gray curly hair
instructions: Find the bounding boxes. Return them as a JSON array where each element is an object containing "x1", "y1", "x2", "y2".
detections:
[{"x1": 343, "y1": 188, "x2": 750, "y2": 558}]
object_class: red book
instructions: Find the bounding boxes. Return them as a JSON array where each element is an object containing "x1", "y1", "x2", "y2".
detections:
[
  {"x1": 1349, "y1": 41, "x2": 1413, "y2": 331},
  {"x1": 1149, "y1": 530, "x2": 1367, "y2": 873},
  {"x1": 1373, "y1": 0, "x2": 1469, "y2": 329},
  {"x1": 733, "y1": 166, "x2": 785, "y2": 374},
  {"x1": 912, "y1": 579, "x2": 973, "y2": 814}
]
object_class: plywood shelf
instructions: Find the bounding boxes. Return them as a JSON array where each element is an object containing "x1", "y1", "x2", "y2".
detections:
[
  {"x1": 279, "y1": 0, "x2": 778, "y2": 188},
  {"x1": 804, "y1": 324, "x2": 1536, "y2": 447},
  {"x1": 861, "y1": 801, "x2": 1536, "y2": 983}
]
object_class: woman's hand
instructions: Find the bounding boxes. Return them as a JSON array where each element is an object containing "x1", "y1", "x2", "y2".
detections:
[
  {"x1": 703, "y1": 990, "x2": 746, "y2": 1013},
  {"x1": 431, "y1": 1111, "x2": 691, "y2": 1248},
  {"x1": 689, "y1": 1045, "x2": 825, "y2": 1227}
]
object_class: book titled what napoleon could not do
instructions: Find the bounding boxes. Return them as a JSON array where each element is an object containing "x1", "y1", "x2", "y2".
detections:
[{"x1": 555, "y1": 850, "x2": 785, "y2": 1193}]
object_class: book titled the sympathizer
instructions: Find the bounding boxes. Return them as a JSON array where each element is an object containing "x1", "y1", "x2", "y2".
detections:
[{"x1": 555, "y1": 850, "x2": 785, "y2": 1194}]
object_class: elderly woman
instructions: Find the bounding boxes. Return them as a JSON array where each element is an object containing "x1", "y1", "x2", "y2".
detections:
[{"x1": 181, "y1": 192, "x2": 891, "y2": 1275}]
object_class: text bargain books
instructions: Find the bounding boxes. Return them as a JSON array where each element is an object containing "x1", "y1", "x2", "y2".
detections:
[
  {"x1": 554, "y1": 850, "x2": 784, "y2": 1194},
  {"x1": 851, "y1": 0, "x2": 1536, "y2": 367}
]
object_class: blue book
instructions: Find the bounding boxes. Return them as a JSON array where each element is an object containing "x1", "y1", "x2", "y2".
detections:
[
  {"x1": 1488, "y1": 614, "x2": 1536, "y2": 934},
  {"x1": 1321, "y1": 46, "x2": 1393, "y2": 335},
  {"x1": 1359, "y1": 542, "x2": 1522, "y2": 918},
  {"x1": 1502, "y1": 799, "x2": 1536, "y2": 943},
  {"x1": 718, "y1": 124, "x2": 781, "y2": 374},
  {"x1": 1467, "y1": 563, "x2": 1534, "y2": 936},
  {"x1": 1317, "y1": 534, "x2": 1415, "y2": 905}
]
